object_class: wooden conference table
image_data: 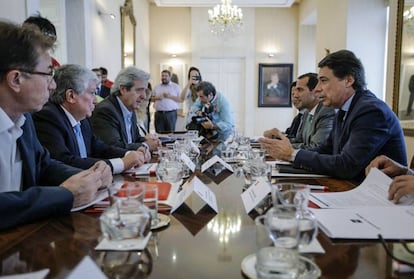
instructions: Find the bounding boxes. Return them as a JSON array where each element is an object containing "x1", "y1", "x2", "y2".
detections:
[{"x1": 0, "y1": 154, "x2": 407, "y2": 278}]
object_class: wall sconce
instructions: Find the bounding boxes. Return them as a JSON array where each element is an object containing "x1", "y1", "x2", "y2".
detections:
[{"x1": 98, "y1": 10, "x2": 116, "y2": 19}]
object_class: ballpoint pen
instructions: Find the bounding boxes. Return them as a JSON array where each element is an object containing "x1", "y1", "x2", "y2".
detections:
[{"x1": 307, "y1": 185, "x2": 329, "y2": 191}]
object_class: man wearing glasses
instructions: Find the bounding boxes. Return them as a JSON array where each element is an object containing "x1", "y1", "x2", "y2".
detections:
[
  {"x1": 0, "y1": 21, "x2": 112, "y2": 230},
  {"x1": 33, "y1": 64, "x2": 147, "y2": 173}
]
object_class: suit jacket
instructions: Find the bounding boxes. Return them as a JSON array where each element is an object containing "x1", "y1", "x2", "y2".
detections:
[
  {"x1": 292, "y1": 103, "x2": 335, "y2": 149},
  {"x1": 293, "y1": 90, "x2": 407, "y2": 183},
  {"x1": 0, "y1": 113, "x2": 77, "y2": 230},
  {"x1": 32, "y1": 102, "x2": 128, "y2": 170},
  {"x1": 91, "y1": 94, "x2": 145, "y2": 150},
  {"x1": 285, "y1": 112, "x2": 303, "y2": 139},
  {"x1": 99, "y1": 85, "x2": 111, "y2": 99}
]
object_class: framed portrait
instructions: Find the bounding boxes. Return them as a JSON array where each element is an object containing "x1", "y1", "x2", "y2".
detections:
[{"x1": 258, "y1": 63, "x2": 293, "y2": 107}]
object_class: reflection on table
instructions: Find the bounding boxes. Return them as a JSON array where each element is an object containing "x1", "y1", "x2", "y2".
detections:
[{"x1": 0, "y1": 142, "x2": 401, "y2": 279}]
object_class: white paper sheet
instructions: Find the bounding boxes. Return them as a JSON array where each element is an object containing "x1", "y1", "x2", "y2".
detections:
[
  {"x1": 0, "y1": 269, "x2": 49, "y2": 279},
  {"x1": 311, "y1": 206, "x2": 414, "y2": 240},
  {"x1": 309, "y1": 168, "x2": 414, "y2": 209}
]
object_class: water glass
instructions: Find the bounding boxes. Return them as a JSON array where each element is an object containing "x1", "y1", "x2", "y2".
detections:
[
  {"x1": 265, "y1": 205, "x2": 300, "y2": 249},
  {"x1": 255, "y1": 215, "x2": 299, "y2": 279},
  {"x1": 100, "y1": 183, "x2": 151, "y2": 240},
  {"x1": 144, "y1": 184, "x2": 159, "y2": 227},
  {"x1": 221, "y1": 148, "x2": 235, "y2": 162},
  {"x1": 271, "y1": 184, "x2": 317, "y2": 248},
  {"x1": 156, "y1": 160, "x2": 183, "y2": 183}
]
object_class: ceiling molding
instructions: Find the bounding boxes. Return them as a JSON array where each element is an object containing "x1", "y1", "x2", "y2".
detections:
[{"x1": 153, "y1": 0, "x2": 296, "y2": 8}]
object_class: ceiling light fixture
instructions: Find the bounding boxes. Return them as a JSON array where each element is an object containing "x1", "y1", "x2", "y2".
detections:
[{"x1": 208, "y1": 0, "x2": 243, "y2": 37}]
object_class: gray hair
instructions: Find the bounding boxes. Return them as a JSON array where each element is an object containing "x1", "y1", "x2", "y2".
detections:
[
  {"x1": 50, "y1": 64, "x2": 98, "y2": 104},
  {"x1": 111, "y1": 66, "x2": 151, "y2": 96}
]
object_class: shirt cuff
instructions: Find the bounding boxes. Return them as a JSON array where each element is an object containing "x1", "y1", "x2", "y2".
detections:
[
  {"x1": 290, "y1": 149, "x2": 300, "y2": 162},
  {"x1": 109, "y1": 158, "x2": 124, "y2": 174}
]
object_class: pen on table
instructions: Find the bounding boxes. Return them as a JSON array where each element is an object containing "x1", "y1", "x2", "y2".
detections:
[{"x1": 307, "y1": 185, "x2": 329, "y2": 191}]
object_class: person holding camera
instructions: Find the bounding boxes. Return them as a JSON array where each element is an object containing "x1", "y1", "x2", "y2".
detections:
[
  {"x1": 180, "y1": 66, "x2": 203, "y2": 124},
  {"x1": 188, "y1": 81, "x2": 234, "y2": 141}
]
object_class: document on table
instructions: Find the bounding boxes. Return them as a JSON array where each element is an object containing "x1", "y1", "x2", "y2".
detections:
[
  {"x1": 311, "y1": 206, "x2": 414, "y2": 240},
  {"x1": 266, "y1": 161, "x2": 328, "y2": 178},
  {"x1": 309, "y1": 167, "x2": 414, "y2": 208},
  {"x1": 124, "y1": 163, "x2": 158, "y2": 176}
]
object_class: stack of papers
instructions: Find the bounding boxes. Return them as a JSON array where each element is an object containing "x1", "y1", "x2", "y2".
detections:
[
  {"x1": 310, "y1": 168, "x2": 414, "y2": 240},
  {"x1": 124, "y1": 163, "x2": 158, "y2": 177}
]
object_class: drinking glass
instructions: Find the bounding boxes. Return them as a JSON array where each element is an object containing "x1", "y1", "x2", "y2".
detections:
[
  {"x1": 265, "y1": 205, "x2": 300, "y2": 249},
  {"x1": 156, "y1": 160, "x2": 184, "y2": 183},
  {"x1": 100, "y1": 183, "x2": 151, "y2": 241},
  {"x1": 255, "y1": 215, "x2": 299, "y2": 279},
  {"x1": 272, "y1": 183, "x2": 318, "y2": 248},
  {"x1": 144, "y1": 184, "x2": 159, "y2": 227}
]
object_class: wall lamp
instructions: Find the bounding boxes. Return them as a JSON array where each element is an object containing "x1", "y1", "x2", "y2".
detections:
[{"x1": 98, "y1": 11, "x2": 116, "y2": 19}]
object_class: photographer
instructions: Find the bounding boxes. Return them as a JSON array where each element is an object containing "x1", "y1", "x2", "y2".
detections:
[{"x1": 188, "y1": 81, "x2": 234, "y2": 141}]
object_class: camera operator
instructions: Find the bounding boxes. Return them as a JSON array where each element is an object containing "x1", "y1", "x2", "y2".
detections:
[{"x1": 188, "y1": 81, "x2": 234, "y2": 141}]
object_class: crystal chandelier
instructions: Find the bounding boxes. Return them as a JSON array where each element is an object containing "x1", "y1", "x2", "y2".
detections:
[{"x1": 208, "y1": 0, "x2": 243, "y2": 36}]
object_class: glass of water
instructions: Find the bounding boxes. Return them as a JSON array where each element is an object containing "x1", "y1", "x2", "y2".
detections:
[{"x1": 100, "y1": 183, "x2": 151, "y2": 241}]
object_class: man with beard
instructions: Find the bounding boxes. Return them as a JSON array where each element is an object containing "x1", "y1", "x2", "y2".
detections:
[{"x1": 151, "y1": 70, "x2": 181, "y2": 133}]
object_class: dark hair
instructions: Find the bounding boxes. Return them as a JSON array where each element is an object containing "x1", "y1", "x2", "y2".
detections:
[
  {"x1": 297, "y1": 72, "x2": 318, "y2": 91},
  {"x1": 290, "y1": 81, "x2": 297, "y2": 91},
  {"x1": 188, "y1": 66, "x2": 202, "y2": 80},
  {"x1": 23, "y1": 14, "x2": 57, "y2": 42},
  {"x1": 161, "y1": 69, "x2": 171, "y2": 76},
  {"x1": 0, "y1": 21, "x2": 55, "y2": 81},
  {"x1": 195, "y1": 81, "x2": 216, "y2": 97},
  {"x1": 99, "y1": 67, "x2": 108, "y2": 75},
  {"x1": 318, "y1": 50, "x2": 366, "y2": 91}
]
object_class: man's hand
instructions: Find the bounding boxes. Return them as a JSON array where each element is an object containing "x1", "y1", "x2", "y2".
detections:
[
  {"x1": 122, "y1": 151, "x2": 145, "y2": 170},
  {"x1": 145, "y1": 135, "x2": 161, "y2": 151},
  {"x1": 365, "y1": 155, "x2": 407, "y2": 177},
  {"x1": 388, "y1": 175, "x2": 414, "y2": 203},
  {"x1": 263, "y1": 128, "x2": 280, "y2": 139},
  {"x1": 137, "y1": 146, "x2": 151, "y2": 162},
  {"x1": 60, "y1": 161, "x2": 112, "y2": 207},
  {"x1": 258, "y1": 130, "x2": 294, "y2": 162}
]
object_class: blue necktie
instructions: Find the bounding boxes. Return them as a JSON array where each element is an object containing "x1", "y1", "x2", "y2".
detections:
[
  {"x1": 73, "y1": 124, "x2": 87, "y2": 158},
  {"x1": 333, "y1": 109, "x2": 346, "y2": 154}
]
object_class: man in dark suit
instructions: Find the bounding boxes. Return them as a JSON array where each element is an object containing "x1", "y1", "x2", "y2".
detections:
[
  {"x1": 0, "y1": 21, "x2": 111, "y2": 230},
  {"x1": 264, "y1": 74, "x2": 335, "y2": 150},
  {"x1": 33, "y1": 64, "x2": 147, "y2": 173},
  {"x1": 92, "y1": 68, "x2": 110, "y2": 98},
  {"x1": 259, "y1": 50, "x2": 407, "y2": 183},
  {"x1": 91, "y1": 66, "x2": 160, "y2": 151}
]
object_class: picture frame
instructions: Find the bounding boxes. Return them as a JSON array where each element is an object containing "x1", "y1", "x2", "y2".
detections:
[{"x1": 258, "y1": 63, "x2": 293, "y2": 107}]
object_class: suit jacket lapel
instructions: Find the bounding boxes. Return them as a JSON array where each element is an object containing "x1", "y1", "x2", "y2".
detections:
[{"x1": 108, "y1": 95, "x2": 130, "y2": 145}]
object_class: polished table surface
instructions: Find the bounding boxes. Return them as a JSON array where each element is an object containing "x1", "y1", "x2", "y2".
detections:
[{"x1": 0, "y1": 167, "x2": 407, "y2": 278}]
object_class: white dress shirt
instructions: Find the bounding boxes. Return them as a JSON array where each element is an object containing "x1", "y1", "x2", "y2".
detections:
[{"x1": 0, "y1": 108, "x2": 24, "y2": 192}]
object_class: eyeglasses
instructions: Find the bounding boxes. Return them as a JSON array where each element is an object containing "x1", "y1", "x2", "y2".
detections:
[{"x1": 18, "y1": 69, "x2": 55, "y2": 84}]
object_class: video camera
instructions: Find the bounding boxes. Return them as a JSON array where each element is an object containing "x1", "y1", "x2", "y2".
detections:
[{"x1": 188, "y1": 111, "x2": 218, "y2": 140}]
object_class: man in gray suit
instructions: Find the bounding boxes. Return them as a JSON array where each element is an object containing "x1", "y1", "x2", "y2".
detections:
[
  {"x1": 291, "y1": 73, "x2": 335, "y2": 149},
  {"x1": 264, "y1": 73, "x2": 334, "y2": 150},
  {"x1": 91, "y1": 66, "x2": 159, "y2": 155}
]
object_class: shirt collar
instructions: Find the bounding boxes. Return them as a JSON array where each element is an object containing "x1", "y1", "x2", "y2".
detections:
[
  {"x1": 0, "y1": 107, "x2": 25, "y2": 133},
  {"x1": 116, "y1": 96, "x2": 133, "y2": 119},
  {"x1": 60, "y1": 105, "x2": 80, "y2": 127},
  {"x1": 341, "y1": 93, "x2": 355, "y2": 112}
]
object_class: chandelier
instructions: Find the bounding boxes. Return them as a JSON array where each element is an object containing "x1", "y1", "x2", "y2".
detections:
[
  {"x1": 404, "y1": 6, "x2": 414, "y2": 36},
  {"x1": 208, "y1": 0, "x2": 243, "y2": 36}
]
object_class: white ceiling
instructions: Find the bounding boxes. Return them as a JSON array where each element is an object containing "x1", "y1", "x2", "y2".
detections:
[{"x1": 153, "y1": 0, "x2": 296, "y2": 8}]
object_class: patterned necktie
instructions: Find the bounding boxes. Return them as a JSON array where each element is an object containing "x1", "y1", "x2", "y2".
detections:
[
  {"x1": 303, "y1": 114, "x2": 313, "y2": 144},
  {"x1": 73, "y1": 124, "x2": 87, "y2": 158}
]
